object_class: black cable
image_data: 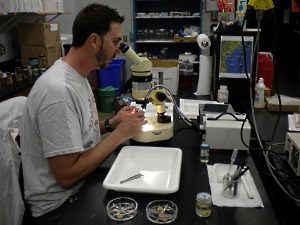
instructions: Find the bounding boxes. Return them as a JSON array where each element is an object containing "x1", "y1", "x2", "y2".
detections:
[
  {"x1": 240, "y1": 115, "x2": 250, "y2": 149},
  {"x1": 269, "y1": 8, "x2": 282, "y2": 147},
  {"x1": 251, "y1": 146, "x2": 300, "y2": 201}
]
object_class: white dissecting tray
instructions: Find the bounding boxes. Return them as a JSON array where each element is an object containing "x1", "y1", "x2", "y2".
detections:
[{"x1": 103, "y1": 146, "x2": 182, "y2": 194}]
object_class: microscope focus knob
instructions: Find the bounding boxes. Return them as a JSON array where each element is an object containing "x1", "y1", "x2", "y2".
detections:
[{"x1": 155, "y1": 92, "x2": 166, "y2": 102}]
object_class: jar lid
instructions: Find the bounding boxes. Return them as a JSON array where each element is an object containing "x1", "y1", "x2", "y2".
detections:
[
  {"x1": 220, "y1": 85, "x2": 227, "y2": 90},
  {"x1": 200, "y1": 144, "x2": 210, "y2": 150},
  {"x1": 197, "y1": 192, "x2": 212, "y2": 202},
  {"x1": 178, "y1": 52, "x2": 197, "y2": 62}
]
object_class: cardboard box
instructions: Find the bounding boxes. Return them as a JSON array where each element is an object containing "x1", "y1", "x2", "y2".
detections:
[
  {"x1": 18, "y1": 22, "x2": 61, "y2": 46},
  {"x1": 266, "y1": 96, "x2": 300, "y2": 112},
  {"x1": 20, "y1": 43, "x2": 62, "y2": 67},
  {"x1": 174, "y1": 35, "x2": 197, "y2": 42},
  {"x1": 151, "y1": 60, "x2": 179, "y2": 95},
  {"x1": 265, "y1": 87, "x2": 271, "y2": 97}
]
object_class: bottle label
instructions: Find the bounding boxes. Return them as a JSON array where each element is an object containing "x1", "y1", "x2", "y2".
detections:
[{"x1": 200, "y1": 150, "x2": 209, "y2": 163}]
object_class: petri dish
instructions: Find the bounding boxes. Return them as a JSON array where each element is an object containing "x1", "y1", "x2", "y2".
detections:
[
  {"x1": 146, "y1": 200, "x2": 177, "y2": 224},
  {"x1": 106, "y1": 197, "x2": 138, "y2": 221}
]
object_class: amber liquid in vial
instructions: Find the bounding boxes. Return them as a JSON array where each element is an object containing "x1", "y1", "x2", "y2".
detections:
[{"x1": 196, "y1": 192, "x2": 212, "y2": 217}]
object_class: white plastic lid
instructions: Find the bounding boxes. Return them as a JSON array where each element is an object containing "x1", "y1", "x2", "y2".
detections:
[{"x1": 220, "y1": 85, "x2": 227, "y2": 90}]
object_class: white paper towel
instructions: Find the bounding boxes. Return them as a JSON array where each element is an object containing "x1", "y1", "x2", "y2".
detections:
[
  {"x1": 196, "y1": 55, "x2": 212, "y2": 96},
  {"x1": 207, "y1": 164, "x2": 264, "y2": 208},
  {"x1": 197, "y1": 34, "x2": 211, "y2": 50}
]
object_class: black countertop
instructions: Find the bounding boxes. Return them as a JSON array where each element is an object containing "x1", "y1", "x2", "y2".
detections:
[{"x1": 58, "y1": 85, "x2": 299, "y2": 225}]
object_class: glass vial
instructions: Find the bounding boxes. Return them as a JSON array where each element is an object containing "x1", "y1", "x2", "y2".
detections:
[
  {"x1": 22, "y1": 67, "x2": 30, "y2": 79},
  {"x1": 179, "y1": 59, "x2": 193, "y2": 87},
  {"x1": 32, "y1": 68, "x2": 40, "y2": 76},
  {"x1": 29, "y1": 57, "x2": 39, "y2": 71},
  {"x1": 15, "y1": 67, "x2": 23, "y2": 81},
  {"x1": 200, "y1": 143, "x2": 210, "y2": 163},
  {"x1": 39, "y1": 54, "x2": 47, "y2": 70},
  {"x1": 217, "y1": 85, "x2": 229, "y2": 103},
  {"x1": 196, "y1": 192, "x2": 212, "y2": 217},
  {"x1": 6, "y1": 72, "x2": 14, "y2": 85}
]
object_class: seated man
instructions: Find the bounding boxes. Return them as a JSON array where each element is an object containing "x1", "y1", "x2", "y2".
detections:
[{"x1": 20, "y1": 3, "x2": 147, "y2": 225}]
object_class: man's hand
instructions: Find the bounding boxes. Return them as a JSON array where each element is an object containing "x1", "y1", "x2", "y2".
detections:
[{"x1": 109, "y1": 106, "x2": 143, "y2": 129}]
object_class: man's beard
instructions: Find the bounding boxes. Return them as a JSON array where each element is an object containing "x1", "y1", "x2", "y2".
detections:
[
  {"x1": 95, "y1": 44, "x2": 117, "y2": 69},
  {"x1": 95, "y1": 49, "x2": 108, "y2": 69}
]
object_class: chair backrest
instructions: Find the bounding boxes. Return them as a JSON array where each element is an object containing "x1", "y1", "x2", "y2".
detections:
[{"x1": 0, "y1": 96, "x2": 27, "y2": 225}]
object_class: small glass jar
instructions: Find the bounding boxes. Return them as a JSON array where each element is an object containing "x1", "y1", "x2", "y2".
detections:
[
  {"x1": 200, "y1": 144, "x2": 210, "y2": 163},
  {"x1": 39, "y1": 68, "x2": 46, "y2": 75},
  {"x1": 15, "y1": 67, "x2": 23, "y2": 81},
  {"x1": 6, "y1": 72, "x2": 14, "y2": 85},
  {"x1": 179, "y1": 59, "x2": 193, "y2": 87},
  {"x1": 29, "y1": 57, "x2": 39, "y2": 69},
  {"x1": 222, "y1": 174, "x2": 241, "y2": 199},
  {"x1": 27, "y1": 65, "x2": 33, "y2": 76},
  {"x1": 33, "y1": 68, "x2": 40, "y2": 76},
  {"x1": 196, "y1": 192, "x2": 212, "y2": 217},
  {"x1": 39, "y1": 54, "x2": 47, "y2": 69},
  {"x1": 22, "y1": 67, "x2": 30, "y2": 79}
]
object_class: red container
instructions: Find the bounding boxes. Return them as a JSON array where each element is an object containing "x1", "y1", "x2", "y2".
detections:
[{"x1": 257, "y1": 52, "x2": 274, "y2": 90}]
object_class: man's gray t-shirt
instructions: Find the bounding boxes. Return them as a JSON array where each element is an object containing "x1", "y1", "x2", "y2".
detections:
[{"x1": 20, "y1": 58, "x2": 101, "y2": 217}]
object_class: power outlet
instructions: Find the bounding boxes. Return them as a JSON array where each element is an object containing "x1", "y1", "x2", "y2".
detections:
[{"x1": 0, "y1": 44, "x2": 5, "y2": 56}]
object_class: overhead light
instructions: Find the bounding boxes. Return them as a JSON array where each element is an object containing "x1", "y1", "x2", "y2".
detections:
[{"x1": 248, "y1": 0, "x2": 274, "y2": 10}]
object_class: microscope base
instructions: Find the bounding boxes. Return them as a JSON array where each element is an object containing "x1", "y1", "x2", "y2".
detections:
[{"x1": 131, "y1": 117, "x2": 173, "y2": 143}]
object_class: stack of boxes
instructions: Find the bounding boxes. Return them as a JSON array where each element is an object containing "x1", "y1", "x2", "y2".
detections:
[{"x1": 18, "y1": 22, "x2": 62, "y2": 68}]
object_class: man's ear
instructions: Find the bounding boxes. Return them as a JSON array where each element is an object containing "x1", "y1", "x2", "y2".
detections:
[{"x1": 89, "y1": 33, "x2": 101, "y2": 50}]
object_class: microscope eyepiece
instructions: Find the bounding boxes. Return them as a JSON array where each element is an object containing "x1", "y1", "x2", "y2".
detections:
[{"x1": 119, "y1": 42, "x2": 130, "y2": 53}]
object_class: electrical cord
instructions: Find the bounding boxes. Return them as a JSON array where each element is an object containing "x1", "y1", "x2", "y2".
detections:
[
  {"x1": 142, "y1": 84, "x2": 200, "y2": 132},
  {"x1": 254, "y1": 9, "x2": 300, "y2": 203},
  {"x1": 240, "y1": 7, "x2": 300, "y2": 204}
]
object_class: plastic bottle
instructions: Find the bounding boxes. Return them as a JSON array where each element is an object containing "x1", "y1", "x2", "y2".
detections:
[
  {"x1": 200, "y1": 144, "x2": 210, "y2": 163},
  {"x1": 217, "y1": 85, "x2": 229, "y2": 103},
  {"x1": 179, "y1": 59, "x2": 193, "y2": 87},
  {"x1": 254, "y1": 78, "x2": 266, "y2": 108},
  {"x1": 235, "y1": 0, "x2": 246, "y2": 29}
]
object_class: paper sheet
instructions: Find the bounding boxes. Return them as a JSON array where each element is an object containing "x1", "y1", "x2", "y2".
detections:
[
  {"x1": 179, "y1": 98, "x2": 221, "y2": 119},
  {"x1": 207, "y1": 164, "x2": 264, "y2": 208}
]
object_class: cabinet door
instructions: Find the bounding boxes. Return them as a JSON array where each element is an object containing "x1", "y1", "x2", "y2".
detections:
[{"x1": 133, "y1": 0, "x2": 202, "y2": 60}]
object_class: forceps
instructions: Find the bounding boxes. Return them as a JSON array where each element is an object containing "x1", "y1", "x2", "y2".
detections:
[{"x1": 120, "y1": 173, "x2": 144, "y2": 184}]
